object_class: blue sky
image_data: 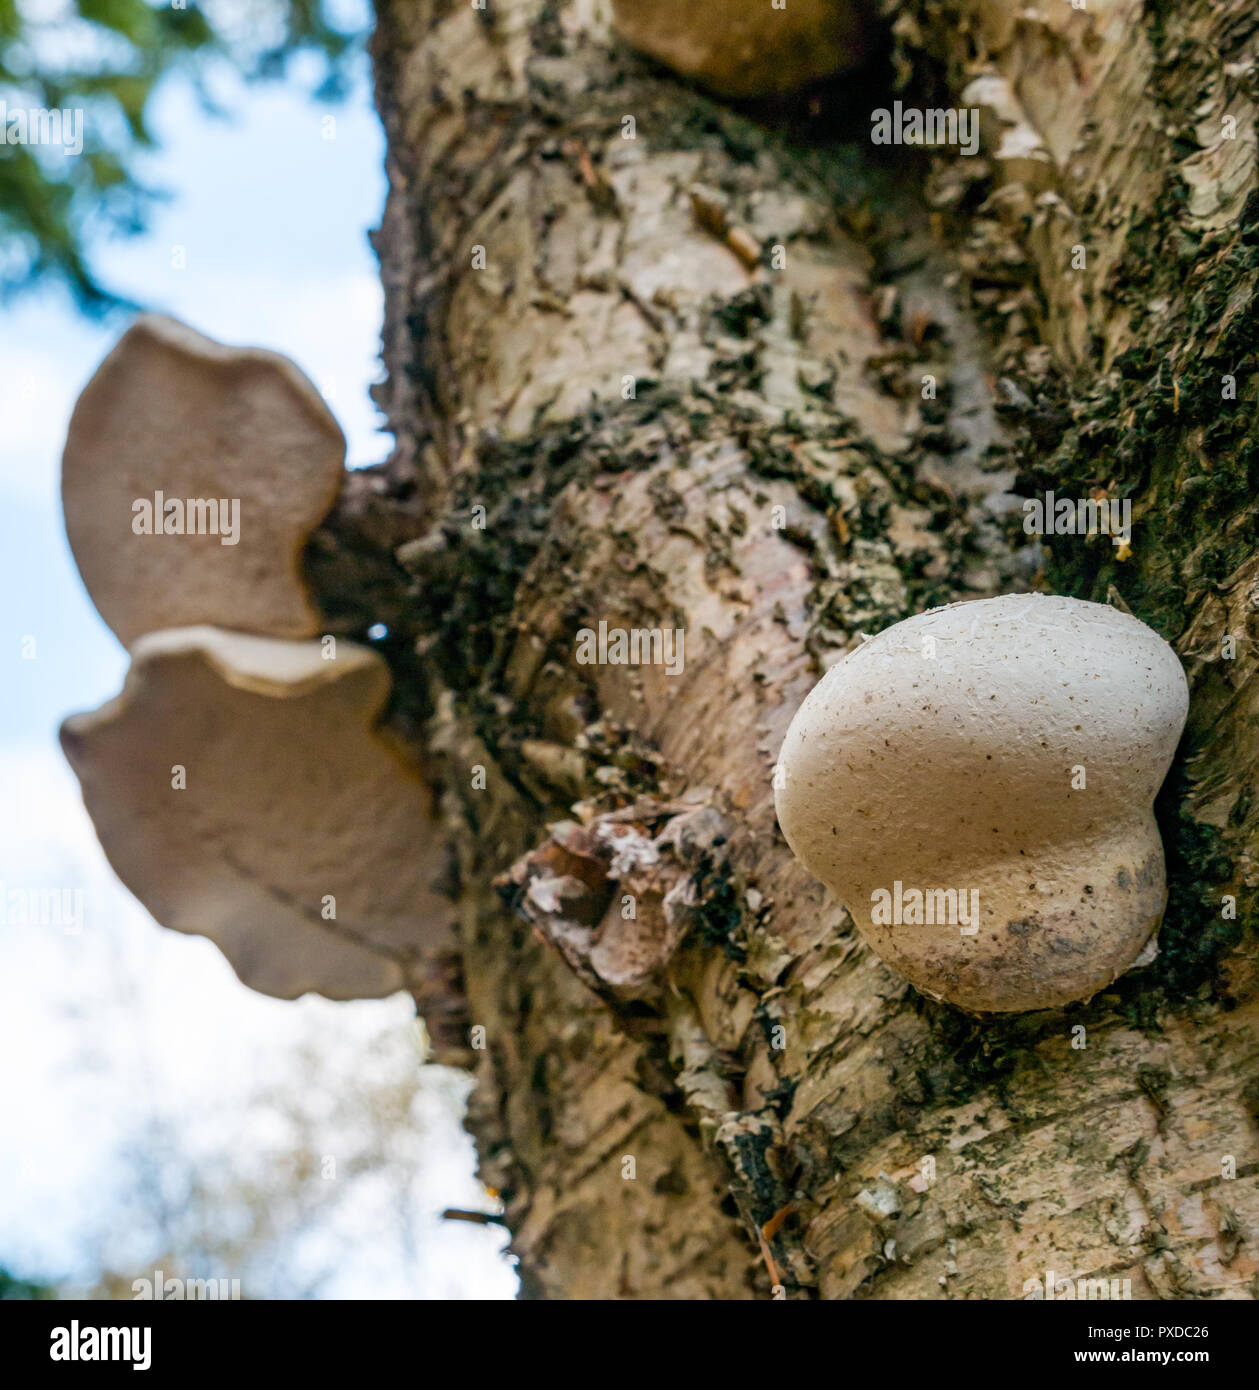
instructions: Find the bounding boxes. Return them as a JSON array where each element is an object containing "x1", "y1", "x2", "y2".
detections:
[{"x1": 0, "y1": 29, "x2": 515, "y2": 1298}]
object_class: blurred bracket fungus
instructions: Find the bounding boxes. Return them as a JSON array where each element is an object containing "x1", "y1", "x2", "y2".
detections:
[
  {"x1": 60, "y1": 627, "x2": 452, "y2": 1001},
  {"x1": 60, "y1": 318, "x2": 453, "y2": 1001},
  {"x1": 774, "y1": 594, "x2": 1190, "y2": 1013},
  {"x1": 61, "y1": 314, "x2": 346, "y2": 648},
  {"x1": 610, "y1": 0, "x2": 871, "y2": 99}
]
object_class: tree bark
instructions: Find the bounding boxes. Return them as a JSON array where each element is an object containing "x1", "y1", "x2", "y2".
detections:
[{"x1": 307, "y1": 0, "x2": 1259, "y2": 1298}]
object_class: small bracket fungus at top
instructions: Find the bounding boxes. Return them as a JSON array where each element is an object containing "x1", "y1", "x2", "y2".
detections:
[
  {"x1": 62, "y1": 315, "x2": 345, "y2": 649},
  {"x1": 61, "y1": 627, "x2": 451, "y2": 1001},
  {"x1": 610, "y1": 0, "x2": 870, "y2": 100},
  {"x1": 774, "y1": 594, "x2": 1190, "y2": 1013}
]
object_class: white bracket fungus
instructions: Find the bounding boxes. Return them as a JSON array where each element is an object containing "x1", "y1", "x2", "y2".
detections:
[
  {"x1": 60, "y1": 320, "x2": 452, "y2": 1002},
  {"x1": 774, "y1": 594, "x2": 1190, "y2": 1013},
  {"x1": 62, "y1": 315, "x2": 346, "y2": 648},
  {"x1": 61, "y1": 627, "x2": 450, "y2": 1001}
]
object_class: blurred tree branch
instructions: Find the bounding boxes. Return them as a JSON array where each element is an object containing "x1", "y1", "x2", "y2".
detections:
[{"x1": 0, "y1": 0, "x2": 365, "y2": 312}]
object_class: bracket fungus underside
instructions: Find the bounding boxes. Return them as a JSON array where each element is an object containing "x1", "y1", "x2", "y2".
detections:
[
  {"x1": 774, "y1": 594, "x2": 1190, "y2": 1013},
  {"x1": 62, "y1": 313, "x2": 345, "y2": 648},
  {"x1": 610, "y1": 0, "x2": 869, "y2": 99},
  {"x1": 60, "y1": 317, "x2": 450, "y2": 1001},
  {"x1": 61, "y1": 628, "x2": 450, "y2": 1001}
]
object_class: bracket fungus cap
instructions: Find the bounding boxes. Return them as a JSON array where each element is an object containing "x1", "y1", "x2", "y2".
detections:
[
  {"x1": 774, "y1": 593, "x2": 1190, "y2": 1013},
  {"x1": 62, "y1": 315, "x2": 345, "y2": 648},
  {"x1": 61, "y1": 626, "x2": 450, "y2": 1000},
  {"x1": 611, "y1": 0, "x2": 869, "y2": 99}
]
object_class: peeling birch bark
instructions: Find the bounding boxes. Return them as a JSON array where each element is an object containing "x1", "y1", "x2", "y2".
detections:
[{"x1": 299, "y1": 0, "x2": 1259, "y2": 1298}]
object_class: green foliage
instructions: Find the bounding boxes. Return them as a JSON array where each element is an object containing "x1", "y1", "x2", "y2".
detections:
[
  {"x1": 0, "y1": 0, "x2": 365, "y2": 311},
  {"x1": 0, "y1": 1265, "x2": 57, "y2": 1299}
]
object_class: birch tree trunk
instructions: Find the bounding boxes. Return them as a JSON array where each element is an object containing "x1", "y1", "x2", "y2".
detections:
[{"x1": 308, "y1": 0, "x2": 1259, "y2": 1298}]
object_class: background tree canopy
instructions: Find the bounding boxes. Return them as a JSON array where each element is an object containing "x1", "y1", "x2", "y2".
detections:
[{"x1": 0, "y1": 0, "x2": 365, "y2": 311}]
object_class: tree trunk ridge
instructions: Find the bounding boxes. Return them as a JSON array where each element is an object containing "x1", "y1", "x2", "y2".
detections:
[{"x1": 301, "y1": 0, "x2": 1259, "y2": 1298}]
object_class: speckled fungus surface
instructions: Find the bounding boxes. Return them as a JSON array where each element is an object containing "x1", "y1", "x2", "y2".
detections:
[
  {"x1": 61, "y1": 627, "x2": 450, "y2": 1001},
  {"x1": 62, "y1": 314, "x2": 345, "y2": 648},
  {"x1": 610, "y1": 0, "x2": 869, "y2": 99},
  {"x1": 774, "y1": 593, "x2": 1190, "y2": 1012}
]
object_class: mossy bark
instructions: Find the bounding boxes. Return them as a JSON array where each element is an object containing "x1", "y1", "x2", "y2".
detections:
[{"x1": 306, "y1": 0, "x2": 1259, "y2": 1297}]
